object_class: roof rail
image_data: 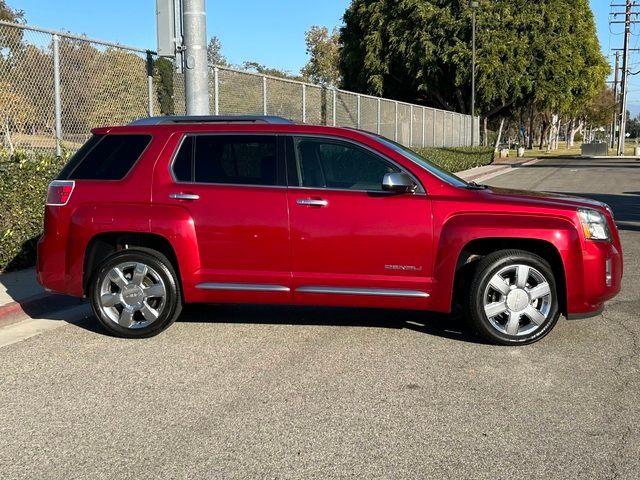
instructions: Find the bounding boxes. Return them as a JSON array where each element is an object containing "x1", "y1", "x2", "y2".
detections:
[{"x1": 128, "y1": 115, "x2": 294, "y2": 126}]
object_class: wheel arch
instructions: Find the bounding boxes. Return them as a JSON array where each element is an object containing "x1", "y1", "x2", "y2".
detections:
[
  {"x1": 83, "y1": 232, "x2": 182, "y2": 296},
  {"x1": 452, "y1": 238, "x2": 567, "y2": 316}
]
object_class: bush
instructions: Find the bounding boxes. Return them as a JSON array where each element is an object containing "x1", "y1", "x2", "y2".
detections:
[
  {"x1": 413, "y1": 146, "x2": 494, "y2": 173},
  {"x1": 0, "y1": 146, "x2": 493, "y2": 272},
  {"x1": 0, "y1": 154, "x2": 66, "y2": 271}
]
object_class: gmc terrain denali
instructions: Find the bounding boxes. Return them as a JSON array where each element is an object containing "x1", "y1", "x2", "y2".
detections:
[{"x1": 37, "y1": 116, "x2": 623, "y2": 345}]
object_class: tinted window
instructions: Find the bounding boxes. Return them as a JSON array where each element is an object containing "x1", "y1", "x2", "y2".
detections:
[
  {"x1": 173, "y1": 135, "x2": 280, "y2": 186},
  {"x1": 367, "y1": 134, "x2": 468, "y2": 188},
  {"x1": 57, "y1": 134, "x2": 103, "y2": 179},
  {"x1": 62, "y1": 134, "x2": 151, "y2": 180},
  {"x1": 294, "y1": 137, "x2": 398, "y2": 191},
  {"x1": 173, "y1": 136, "x2": 193, "y2": 182}
]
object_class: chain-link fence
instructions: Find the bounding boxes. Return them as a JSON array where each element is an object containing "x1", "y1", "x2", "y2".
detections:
[
  {"x1": 173, "y1": 65, "x2": 479, "y2": 149},
  {"x1": 0, "y1": 21, "x2": 157, "y2": 156},
  {"x1": 0, "y1": 21, "x2": 479, "y2": 157}
]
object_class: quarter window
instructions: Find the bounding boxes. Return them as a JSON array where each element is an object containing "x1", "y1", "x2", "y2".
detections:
[
  {"x1": 58, "y1": 134, "x2": 151, "y2": 180},
  {"x1": 293, "y1": 137, "x2": 399, "y2": 191},
  {"x1": 172, "y1": 135, "x2": 280, "y2": 186}
]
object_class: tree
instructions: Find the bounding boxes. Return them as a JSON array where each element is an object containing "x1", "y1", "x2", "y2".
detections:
[
  {"x1": 0, "y1": 0, "x2": 23, "y2": 22},
  {"x1": 154, "y1": 57, "x2": 174, "y2": 114},
  {"x1": 0, "y1": 0, "x2": 25, "y2": 53},
  {"x1": 207, "y1": 36, "x2": 227, "y2": 66},
  {"x1": 626, "y1": 111, "x2": 640, "y2": 139},
  {"x1": 0, "y1": 80, "x2": 35, "y2": 153},
  {"x1": 339, "y1": 0, "x2": 608, "y2": 131},
  {"x1": 301, "y1": 26, "x2": 341, "y2": 86},
  {"x1": 241, "y1": 61, "x2": 305, "y2": 81},
  {"x1": 88, "y1": 49, "x2": 150, "y2": 127}
]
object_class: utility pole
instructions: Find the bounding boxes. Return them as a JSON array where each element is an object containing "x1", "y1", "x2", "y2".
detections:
[
  {"x1": 470, "y1": 1, "x2": 478, "y2": 147},
  {"x1": 612, "y1": 51, "x2": 620, "y2": 149},
  {"x1": 617, "y1": 0, "x2": 632, "y2": 155},
  {"x1": 182, "y1": 0, "x2": 209, "y2": 115}
]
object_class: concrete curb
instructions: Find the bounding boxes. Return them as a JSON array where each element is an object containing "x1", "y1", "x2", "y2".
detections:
[
  {"x1": 0, "y1": 293, "x2": 86, "y2": 329},
  {"x1": 457, "y1": 158, "x2": 542, "y2": 183}
]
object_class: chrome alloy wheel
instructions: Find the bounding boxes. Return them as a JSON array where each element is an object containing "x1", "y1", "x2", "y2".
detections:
[
  {"x1": 98, "y1": 262, "x2": 167, "y2": 329},
  {"x1": 482, "y1": 264, "x2": 552, "y2": 336}
]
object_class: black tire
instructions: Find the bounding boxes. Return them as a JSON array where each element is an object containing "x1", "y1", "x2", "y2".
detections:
[
  {"x1": 466, "y1": 249, "x2": 560, "y2": 346},
  {"x1": 89, "y1": 248, "x2": 182, "y2": 338}
]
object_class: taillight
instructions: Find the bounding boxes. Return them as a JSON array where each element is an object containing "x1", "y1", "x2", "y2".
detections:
[{"x1": 46, "y1": 180, "x2": 75, "y2": 206}]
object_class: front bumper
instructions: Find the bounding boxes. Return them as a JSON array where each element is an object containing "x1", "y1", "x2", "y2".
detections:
[{"x1": 564, "y1": 239, "x2": 622, "y2": 318}]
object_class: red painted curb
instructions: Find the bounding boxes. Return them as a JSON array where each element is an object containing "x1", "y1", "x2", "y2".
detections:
[{"x1": 0, "y1": 293, "x2": 85, "y2": 329}]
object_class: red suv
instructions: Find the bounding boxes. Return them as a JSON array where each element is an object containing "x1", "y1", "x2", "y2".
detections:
[{"x1": 37, "y1": 116, "x2": 623, "y2": 345}]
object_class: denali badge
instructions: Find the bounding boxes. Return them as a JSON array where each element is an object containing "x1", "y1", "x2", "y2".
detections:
[{"x1": 385, "y1": 264, "x2": 423, "y2": 272}]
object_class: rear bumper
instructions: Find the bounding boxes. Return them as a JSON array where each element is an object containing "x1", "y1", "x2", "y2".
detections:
[{"x1": 36, "y1": 231, "x2": 67, "y2": 295}]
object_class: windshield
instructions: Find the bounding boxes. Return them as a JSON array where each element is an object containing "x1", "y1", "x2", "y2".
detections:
[{"x1": 370, "y1": 134, "x2": 469, "y2": 188}]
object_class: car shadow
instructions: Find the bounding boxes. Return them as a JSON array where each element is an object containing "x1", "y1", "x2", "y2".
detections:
[
  {"x1": 71, "y1": 303, "x2": 488, "y2": 345},
  {"x1": 178, "y1": 304, "x2": 487, "y2": 344},
  {"x1": 515, "y1": 159, "x2": 640, "y2": 169}
]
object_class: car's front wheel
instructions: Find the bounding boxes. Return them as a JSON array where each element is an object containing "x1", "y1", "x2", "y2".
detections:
[
  {"x1": 467, "y1": 249, "x2": 560, "y2": 345},
  {"x1": 89, "y1": 248, "x2": 182, "y2": 338}
]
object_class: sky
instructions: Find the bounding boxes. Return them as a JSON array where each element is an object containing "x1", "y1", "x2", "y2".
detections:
[{"x1": 11, "y1": 0, "x2": 640, "y2": 115}]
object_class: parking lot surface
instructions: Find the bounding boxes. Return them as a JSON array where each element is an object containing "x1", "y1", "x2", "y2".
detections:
[{"x1": 0, "y1": 157, "x2": 638, "y2": 479}]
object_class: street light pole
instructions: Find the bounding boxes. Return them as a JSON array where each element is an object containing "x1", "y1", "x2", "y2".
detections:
[
  {"x1": 470, "y1": 1, "x2": 478, "y2": 147},
  {"x1": 183, "y1": 0, "x2": 210, "y2": 115}
]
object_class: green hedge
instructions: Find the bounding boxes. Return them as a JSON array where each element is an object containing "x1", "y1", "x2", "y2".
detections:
[
  {"x1": 413, "y1": 146, "x2": 494, "y2": 173},
  {"x1": 0, "y1": 146, "x2": 494, "y2": 272},
  {"x1": 0, "y1": 153, "x2": 66, "y2": 271}
]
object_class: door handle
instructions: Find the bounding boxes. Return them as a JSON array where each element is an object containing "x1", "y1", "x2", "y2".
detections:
[
  {"x1": 296, "y1": 198, "x2": 328, "y2": 207},
  {"x1": 169, "y1": 193, "x2": 200, "y2": 201}
]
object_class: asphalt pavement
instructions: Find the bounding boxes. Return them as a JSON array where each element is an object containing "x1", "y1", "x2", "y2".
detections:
[{"x1": 0, "y1": 157, "x2": 638, "y2": 479}]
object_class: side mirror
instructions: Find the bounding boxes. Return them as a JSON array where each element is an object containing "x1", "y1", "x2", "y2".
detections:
[{"x1": 382, "y1": 172, "x2": 417, "y2": 194}]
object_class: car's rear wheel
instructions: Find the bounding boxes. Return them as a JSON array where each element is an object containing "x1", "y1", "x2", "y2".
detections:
[
  {"x1": 89, "y1": 249, "x2": 182, "y2": 338},
  {"x1": 467, "y1": 249, "x2": 560, "y2": 345}
]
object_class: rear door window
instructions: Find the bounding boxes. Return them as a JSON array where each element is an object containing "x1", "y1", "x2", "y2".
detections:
[{"x1": 172, "y1": 135, "x2": 282, "y2": 186}]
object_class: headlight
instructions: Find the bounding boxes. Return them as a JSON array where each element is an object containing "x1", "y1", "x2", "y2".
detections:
[
  {"x1": 577, "y1": 208, "x2": 610, "y2": 241},
  {"x1": 604, "y1": 204, "x2": 614, "y2": 220}
]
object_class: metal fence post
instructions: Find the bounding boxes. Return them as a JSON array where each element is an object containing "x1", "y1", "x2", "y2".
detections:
[
  {"x1": 213, "y1": 67, "x2": 219, "y2": 115},
  {"x1": 52, "y1": 34, "x2": 62, "y2": 157},
  {"x1": 377, "y1": 98, "x2": 381, "y2": 134},
  {"x1": 262, "y1": 76, "x2": 267, "y2": 115},
  {"x1": 357, "y1": 94, "x2": 361, "y2": 129},
  {"x1": 432, "y1": 109, "x2": 437, "y2": 147},
  {"x1": 146, "y1": 51, "x2": 154, "y2": 117},
  {"x1": 332, "y1": 89, "x2": 337, "y2": 126},
  {"x1": 302, "y1": 84, "x2": 306, "y2": 123},
  {"x1": 422, "y1": 107, "x2": 426, "y2": 148},
  {"x1": 409, "y1": 105, "x2": 413, "y2": 147},
  {"x1": 442, "y1": 113, "x2": 447, "y2": 147},
  {"x1": 394, "y1": 101, "x2": 398, "y2": 141}
]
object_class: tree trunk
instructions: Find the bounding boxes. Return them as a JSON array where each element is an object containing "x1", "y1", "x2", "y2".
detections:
[
  {"x1": 494, "y1": 118, "x2": 505, "y2": 152},
  {"x1": 539, "y1": 115, "x2": 550, "y2": 150},
  {"x1": 528, "y1": 107, "x2": 535, "y2": 149},
  {"x1": 483, "y1": 116, "x2": 488, "y2": 147},
  {"x1": 568, "y1": 119, "x2": 583, "y2": 147},
  {"x1": 3, "y1": 121, "x2": 14, "y2": 156}
]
